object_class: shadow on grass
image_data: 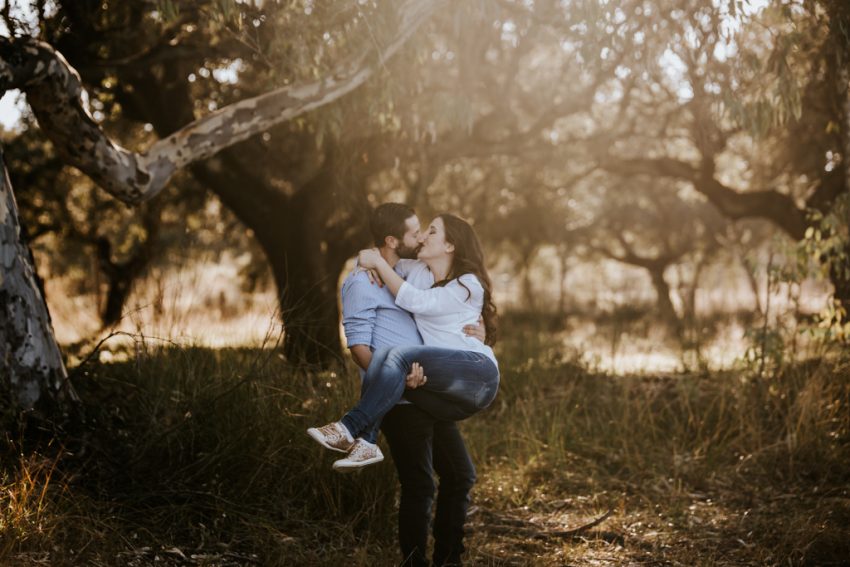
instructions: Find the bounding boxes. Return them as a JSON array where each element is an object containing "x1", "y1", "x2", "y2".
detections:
[
  {"x1": 459, "y1": 352, "x2": 850, "y2": 566},
  {"x1": 2, "y1": 337, "x2": 849, "y2": 565}
]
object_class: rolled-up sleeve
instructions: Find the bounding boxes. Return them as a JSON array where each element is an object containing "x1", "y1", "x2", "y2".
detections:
[{"x1": 341, "y1": 278, "x2": 378, "y2": 348}]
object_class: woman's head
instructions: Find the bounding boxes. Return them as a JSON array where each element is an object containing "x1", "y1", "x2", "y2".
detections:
[
  {"x1": 416, "y1": 216, "x2": 453, "y2": 262},
  {"x1": 420, "y1": 213, "x2": 498, "y2": 345}
]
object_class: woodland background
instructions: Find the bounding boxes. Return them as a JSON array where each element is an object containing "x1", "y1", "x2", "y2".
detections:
[{"x1": 0, "y1": 0, "x2": 848, "y2": 565}]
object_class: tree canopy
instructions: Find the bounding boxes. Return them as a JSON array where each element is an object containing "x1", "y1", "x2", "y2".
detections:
[{"x1": 1, "y1": 0, "x2": 849, "y2": 413}]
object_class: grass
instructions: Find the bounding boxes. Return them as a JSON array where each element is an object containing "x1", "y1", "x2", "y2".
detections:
[{"x1": 2, "y1": 315, "x2": 849, "y2": 565}]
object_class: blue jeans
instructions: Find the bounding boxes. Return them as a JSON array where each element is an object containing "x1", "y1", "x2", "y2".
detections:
[{"x1": 341, "y1": 346, "x2": 499, "y2": 443}]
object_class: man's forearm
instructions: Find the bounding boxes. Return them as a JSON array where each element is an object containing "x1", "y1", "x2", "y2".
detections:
[{"x1": 350, "y1": 345, "x2": 372, "y2": 370}]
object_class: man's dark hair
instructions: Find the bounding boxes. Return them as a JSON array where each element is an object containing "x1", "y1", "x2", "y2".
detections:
[{"x1": 370, "y1": 203, "x2": 416, "y2": 247}]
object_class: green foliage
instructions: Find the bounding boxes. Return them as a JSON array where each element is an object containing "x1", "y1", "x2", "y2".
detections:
[
  {"x1": 156, "y1": 0, "x2": 181, "y2": 22},
  {"x1": 803, "y1": 193, "x2": 850, "y2": 341},
  {"x1": 804, "y1": 195, "x2": 850, "y2": 283},
  {"x1": 742, "y1": 325, "x2": 786, "y2": 376},
  {"x1": 736, "y1": 234, "x2": 838, "y2": 378},
  {"x1": 724, "y1": 27, "x2": 806, "y2": 137}
]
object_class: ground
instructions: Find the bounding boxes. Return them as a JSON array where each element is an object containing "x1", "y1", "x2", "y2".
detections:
[{"x1": 2, "y1": 326, "x2": 849, "y2": 566}]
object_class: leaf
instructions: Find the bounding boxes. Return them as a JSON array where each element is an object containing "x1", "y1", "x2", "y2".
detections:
[{"x1": 157, "y1": 0, "x2": 180, "y2": 22}]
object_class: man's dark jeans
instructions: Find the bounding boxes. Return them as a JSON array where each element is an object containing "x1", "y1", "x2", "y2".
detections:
[{"x1": 381, "y1": 404, "x2": 476, "y2": 567}]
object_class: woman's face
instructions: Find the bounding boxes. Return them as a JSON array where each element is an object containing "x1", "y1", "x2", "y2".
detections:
[{"x1": 417, "y1": 217, "x2": 454, "y2": 261}]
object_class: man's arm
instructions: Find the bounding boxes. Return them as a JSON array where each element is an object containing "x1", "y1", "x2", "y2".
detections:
[
  {"x1": 341, "y1": 276, "x2": 378, "y2": 366},
  {"x1": 463, "y1": 316, "x2": 486, "y2": 343},
  {"x1": 349, "y1": 344, "x2": 372, "y2": 371}
]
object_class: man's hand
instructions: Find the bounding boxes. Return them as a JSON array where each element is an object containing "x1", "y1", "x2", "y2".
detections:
[
  {"x1": 350, "y1": 345, "x2": 372, "y2": 371},
  {"x1": 463, "y1": 316, "x2": 486, "y2": 343},
  {"x1": 405, "y1": 362, "x2": 427, "y2": 389}
]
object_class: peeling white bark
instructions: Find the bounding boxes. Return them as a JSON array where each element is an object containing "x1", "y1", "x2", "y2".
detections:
[
  {"x1": 0, "y1": 0, "x2": 441, "y2": 412},
  {"x1": 0, "y1": 153, "x2": 77, "y2": 411},
  {"x1": 0, "y1": 0, "x2": 441, "y2": 204}
]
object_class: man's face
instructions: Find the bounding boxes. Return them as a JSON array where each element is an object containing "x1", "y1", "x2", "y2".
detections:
[{"x1": 396, "y1": 215, "x2": 422, "y2": 259}]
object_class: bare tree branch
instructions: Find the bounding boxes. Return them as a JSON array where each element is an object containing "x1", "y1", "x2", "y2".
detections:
[
  {"x1": 0, "y1": 0, "x2": 442, "y2": 205},
  {"x1": 598, "y1": 156, "x2": 808, "y2": 238}
]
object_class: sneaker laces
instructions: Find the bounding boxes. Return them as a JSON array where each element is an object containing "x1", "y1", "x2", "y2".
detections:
[
  {"x1": 318, "y1": 423, "x2": 340, "y2": 437},
  {"x1": 349, "y1": 441, "x2": 376, "y2": 460}
]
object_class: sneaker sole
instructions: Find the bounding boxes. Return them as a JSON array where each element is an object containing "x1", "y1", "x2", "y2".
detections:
[
  {"x1": 332, "y1": 455, "x2": 384, "y2": 473},
  {"x1": 306, "y1": 428, "x2": 352, "y2": 453}
]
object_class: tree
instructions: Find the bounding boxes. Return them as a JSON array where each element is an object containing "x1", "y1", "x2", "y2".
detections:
[
  {"x1": 591, "y1": 1, "x2": 850, "y2": 321},
  {"x1": 0, "y1": 0, "x2": 440, "y2": 414},
  {"x1": 587, "y1": 179, "x2": 726, "y2": 339}
]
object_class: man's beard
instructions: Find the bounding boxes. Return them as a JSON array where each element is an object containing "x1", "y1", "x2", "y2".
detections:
[{"x1": 397, "y1": 243, "x2": 421, "y2": 259}]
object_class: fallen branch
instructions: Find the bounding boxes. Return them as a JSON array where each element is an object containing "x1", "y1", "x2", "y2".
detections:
[
  {"x1": 533, "y1": 508, "x2": 614, "y2": 539},
  {"x1": 473, "y1": 507, "x2": 616, "y2": 540}
]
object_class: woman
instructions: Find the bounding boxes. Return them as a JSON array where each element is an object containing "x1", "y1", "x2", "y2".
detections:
[{"x1": 308, "y1": 213, "x2": 499, "y2": 470}]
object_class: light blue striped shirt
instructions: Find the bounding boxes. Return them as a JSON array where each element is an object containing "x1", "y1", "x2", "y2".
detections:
[{"x1": 340, "y1": 268, "x2": 423, "y2": 353}]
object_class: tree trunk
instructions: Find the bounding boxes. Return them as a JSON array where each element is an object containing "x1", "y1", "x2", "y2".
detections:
[
  {"x1": 272, "y1": 231, "x2": 345, "y2": 367},
  {"x1": 189, "y1": 145, "x2": 369, "y2": 367},
  {"x1": 273, "y1": 152, "x2": 369, "y2": 366},
  {"x1": 834, "y1": 62, "x2": 850, "y2": 316},
  {"x1": 648, "y1": 264, "x2": 681, "y2": 334},
  {"x1": 521, "y1": 262, "x2": 535, "y2": 312},
  {"x1": 98, "y1": 202, "x2": 162, "y2": 328},
  {"x1": 557, "y1": 247, "x2": 568, "y2": 314},
  {"x1": 827, "y1": 245, "x2": 850, "y2": 316},
  {"x1": 0, "y1": 0, "x2": 439, "y2": 414},
  {"x1": 0, "y1": 152, "x2": 77, "y2": 413}
]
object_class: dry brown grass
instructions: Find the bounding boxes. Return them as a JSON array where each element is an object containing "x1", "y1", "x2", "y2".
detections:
[{"x1": 1, "y1": 315, "x2": 848, "y2": 566}]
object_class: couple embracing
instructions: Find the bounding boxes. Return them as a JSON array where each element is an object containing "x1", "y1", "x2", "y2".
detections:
[{"x1": 308, "y1": 203, "x2": 500, "y2": 566}]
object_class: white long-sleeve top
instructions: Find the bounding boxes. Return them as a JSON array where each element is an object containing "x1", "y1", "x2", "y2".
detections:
[{"x1": 395, "y1": 260, "x2": 497, "y2": 367}]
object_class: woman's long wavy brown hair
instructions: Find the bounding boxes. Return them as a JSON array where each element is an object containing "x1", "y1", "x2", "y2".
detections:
[{"x1": 433, "y1": 213, "x2": 498, "y2": 346}]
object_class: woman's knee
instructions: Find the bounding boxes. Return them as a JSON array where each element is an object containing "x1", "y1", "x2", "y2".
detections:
[
  {"x1": 386, "y1": 346, "x2": 413, "y2": 371},
  {"x1": 474, "y1": 375, "x2": 500, "y2": 410},
  {"x1": 370, "y1": 347, "x2": 392, "y2": 366},
  {"x1": 363, "y1": 347, "x2": 394, "y2": 382}
]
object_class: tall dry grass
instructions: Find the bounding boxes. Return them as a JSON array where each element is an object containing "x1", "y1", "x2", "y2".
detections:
[{"x1": 1, "y1": 315, "x2": 848, "y2": 565}]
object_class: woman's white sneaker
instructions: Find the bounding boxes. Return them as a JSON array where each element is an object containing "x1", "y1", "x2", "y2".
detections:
[
  {"x1": 332, "y1": 439, "x2": 384, "y2": 472},
  {"x1": 307, "y1": 422, "x2": 354, "y2": 453}
]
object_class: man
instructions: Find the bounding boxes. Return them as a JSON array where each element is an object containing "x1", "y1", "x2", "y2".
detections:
[{"x1": 340, "y1": 203, "x2": 481, "y2": 567}]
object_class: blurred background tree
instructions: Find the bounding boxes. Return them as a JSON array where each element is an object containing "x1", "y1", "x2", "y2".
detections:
[
  {"x1": 2, "y1": 0, "x2": 849, "y2": 414},
  {"x1": 0, "y1": 0, "x2": 441, "y2": 411},
  {"x1": 3, "y1": 3, "x2": 849, "y2": 564}
]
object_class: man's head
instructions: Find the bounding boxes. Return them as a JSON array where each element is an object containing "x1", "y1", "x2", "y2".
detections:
[{"x1": 370, "y1": 203, "x2": 421, "y2": 259}]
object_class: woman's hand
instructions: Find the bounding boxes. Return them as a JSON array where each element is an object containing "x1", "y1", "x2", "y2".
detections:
[
  {"x1": 358, "y1": 248, "x2": 383, "y2": 269},
  {"x1": 405, "y1": 362, "x2": 427, "y2": 389},
  {"x1": 364, "y1": 268, "x2": 384, "y2": 287},
  {"x1": 356, "y1": 247, "x2": 404, "y2": 296}
]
